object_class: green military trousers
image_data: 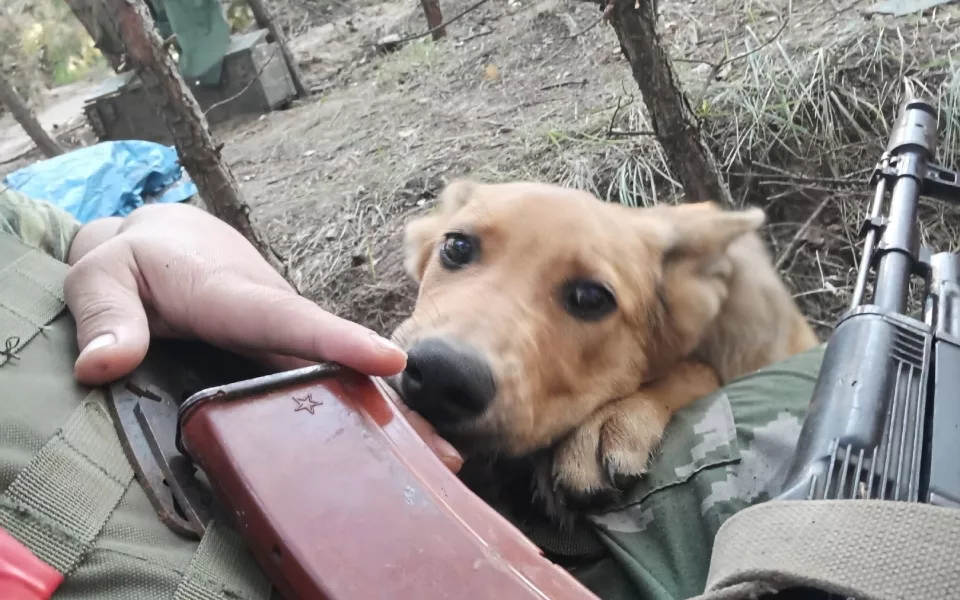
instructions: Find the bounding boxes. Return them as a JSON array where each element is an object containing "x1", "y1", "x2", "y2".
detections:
[{"x1": 0, "y1": 231, "x2": 273, "y2": 599}]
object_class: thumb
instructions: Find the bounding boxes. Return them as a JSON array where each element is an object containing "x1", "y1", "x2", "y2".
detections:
[{"x1": 64, "y1": 246, "x2": 151, "y2": 386}]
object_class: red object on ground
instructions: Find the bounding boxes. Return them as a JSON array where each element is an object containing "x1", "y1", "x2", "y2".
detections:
[{"x1": 0, "y1": 527, "x2": 63, "y2": 600}]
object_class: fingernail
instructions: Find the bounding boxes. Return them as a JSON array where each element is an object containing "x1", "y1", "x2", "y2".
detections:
[
  {"x1": 370, "y1": 331, "x2": 405, "y2": 356},
  {"x1": 80, "y1": 333, "x2": 116, "y2": 358},
  {"x1": 432, "y1": 434, "x2": 462, "y2": 463}
]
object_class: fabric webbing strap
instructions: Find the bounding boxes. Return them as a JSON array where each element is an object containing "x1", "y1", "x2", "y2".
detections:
[
  {"x1": 0, "y1": 391, "x2": 134, "y2": 574},
  {"x1": 0, "y1": 234, "x2": 68, "y2": 367},
  {"x1": 174, "y1": 518, "x2": 273, "y2": 600},
  {"x1": 692, "y1": 499, "x2": 960, "y2": 600}
]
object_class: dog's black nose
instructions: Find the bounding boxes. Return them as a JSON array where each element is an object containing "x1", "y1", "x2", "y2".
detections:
[{"x1": 400, "y1": 337, "x2": 497, "y2": 425}]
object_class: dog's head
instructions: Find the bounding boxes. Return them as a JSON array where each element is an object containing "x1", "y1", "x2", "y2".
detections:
[{"x1": 391, "y1": 180, "x2": 763, "y2": 458}]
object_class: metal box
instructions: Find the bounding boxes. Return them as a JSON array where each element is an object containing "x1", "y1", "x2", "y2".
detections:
[{"x1": 83, "y1": 29, "x2": 295, "y2": 145}]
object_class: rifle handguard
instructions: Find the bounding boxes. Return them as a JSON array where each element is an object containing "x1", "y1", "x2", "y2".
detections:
[{"x1": 176, "y1": 365, "x2": 600, "y2": 600}]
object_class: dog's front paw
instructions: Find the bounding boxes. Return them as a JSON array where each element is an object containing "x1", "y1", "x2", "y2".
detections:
[
  {"x1": 533, "y1": 361, "x2": 721, "y2": 521},
  {"x1": 531, "y1": 397, "x2": 669, "y2": 520},
  {"x1": 555, "y1": 401, "x2": 664, "y2": 503}
]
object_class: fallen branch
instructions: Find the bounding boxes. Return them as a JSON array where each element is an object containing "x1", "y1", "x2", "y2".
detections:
[
  {"x1": 732, "y1": 171, "x2": 869, "y2": 186},
  {"x1": 540, "y1": 79, "x2": 588, "y2": 91},
  {"x1": 460, "y1": 28, "x2": 493, "y2": 43},
  {"x1": 607, "y1": 129, "x2": 656, "y2": 137}
]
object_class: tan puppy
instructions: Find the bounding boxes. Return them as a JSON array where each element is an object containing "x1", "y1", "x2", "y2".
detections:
[{"x1": 391, "y1": 179, "x2": 818, "y2": 517}]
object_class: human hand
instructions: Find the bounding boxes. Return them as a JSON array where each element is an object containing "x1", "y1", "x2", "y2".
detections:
[{"x1": 64, "y1": 202, "x2": 462, "y2": 472}]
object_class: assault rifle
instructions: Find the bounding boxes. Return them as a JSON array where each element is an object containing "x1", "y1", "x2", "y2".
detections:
[
  {"x1": 775, "y1": 98, "x2": 960, "y2": 507},
  {"x1": 694, "y1": 97, "x2": 960, "y2": 600}
]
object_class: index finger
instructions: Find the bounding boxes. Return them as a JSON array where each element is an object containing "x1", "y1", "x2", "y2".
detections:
[{"x1": 187, "y1": 279, "x2": 407, "y2": 377}]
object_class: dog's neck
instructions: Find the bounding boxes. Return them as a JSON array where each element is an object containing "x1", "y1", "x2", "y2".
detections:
[{"x1": 693, "y1": 232, "x2": 819, "y2": 383}]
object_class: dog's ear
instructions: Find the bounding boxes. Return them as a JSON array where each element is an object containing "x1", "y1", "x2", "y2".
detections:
[
  {"x1": 658, "y1": 202, "x2": 765, "y2": 262},
  {"x1": 637, "y1": 203, "x2": 766, "y2": 368},
  {"x1": 403, "y1": 179, "x2": 478, "y2": 282}
]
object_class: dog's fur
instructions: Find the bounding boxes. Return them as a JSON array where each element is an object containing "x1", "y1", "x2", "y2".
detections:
[{"x1": 392, "y1": 179, "x2": 818, "y2": 518}]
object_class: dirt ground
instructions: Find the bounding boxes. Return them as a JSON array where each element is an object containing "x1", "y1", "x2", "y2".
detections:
[{"x1": 5, "y1": 0, "x2": 960, "y2": 337}]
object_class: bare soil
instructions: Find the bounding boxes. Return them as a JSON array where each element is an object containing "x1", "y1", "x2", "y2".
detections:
[{"x1": 6, "y1": 0, "x2": 960, "y2": 336}]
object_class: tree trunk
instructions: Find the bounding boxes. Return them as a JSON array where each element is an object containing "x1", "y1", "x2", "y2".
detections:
[
  {"x1": 65, "y1": 0, "x2": 127, "y2": 71},
  {"x1": 607, "y1": 0, "x2": 733, "y2": 206},
  {"x1": 101, "y1": 0, "x2": 288, "y2": 279},
  {"x1": 420, "y1": 0, "x2": 447, "y2": 40},
  {"x1": 0, "y1": 71, "x2": 63, "y2": 159},
  {"x1": 245, "y1": 0, "x2": 309, "y2": 98}
]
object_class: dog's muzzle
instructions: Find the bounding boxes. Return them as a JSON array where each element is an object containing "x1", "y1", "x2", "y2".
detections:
[{"x1": 399, "y1": 336, "x2": 497, "y2": 427}]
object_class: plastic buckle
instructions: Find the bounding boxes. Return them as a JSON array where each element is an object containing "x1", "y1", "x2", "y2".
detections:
[{"x1": 0, "y1": 527, "x2": 62, "y2": 600}]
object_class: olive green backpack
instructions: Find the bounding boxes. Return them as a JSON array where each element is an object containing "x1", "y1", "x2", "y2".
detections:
[{"x1": 0, "y1": 231, "x2": 272, "y2": 599}]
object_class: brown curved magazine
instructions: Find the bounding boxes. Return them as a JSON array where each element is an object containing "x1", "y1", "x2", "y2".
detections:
[{"x1": 178, "y1": 366, "x2": 601, "y2": 600}]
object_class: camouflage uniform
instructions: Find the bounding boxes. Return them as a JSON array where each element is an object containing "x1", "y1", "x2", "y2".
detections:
[
  {"x1": 0, "y1": 186, "x2": 81, "y2": 263},
  {"x1": 575, "y1": 346, "x2": 825, "y2": 600},
  {"x1": 0, "y1": 189, "x2": 826, "y2": 600}
]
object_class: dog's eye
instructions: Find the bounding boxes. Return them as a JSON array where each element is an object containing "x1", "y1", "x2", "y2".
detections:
[
  {"x1": 562, "y1": 280, "x2": 617, "y2": 321},
  {"x1": 439, "y1": 233, "x2": 478, "y2": 269}
]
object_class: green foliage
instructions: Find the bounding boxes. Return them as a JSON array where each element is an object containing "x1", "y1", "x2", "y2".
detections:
[
  {"x1": 1, "y1": 0, "x2": 106, "y2": 102},
  {"x1": 225, "y1": 0, "x2": 255, "y2": 33}
]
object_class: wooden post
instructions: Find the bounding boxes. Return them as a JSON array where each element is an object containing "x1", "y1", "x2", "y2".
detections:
[
  {"x1": 244, "y1": 0, "x2": 309, "y2": 98},
  {"x1": 0, "y1": 71, "x2": 63, "y2": 158},
  {"x1": 100, "y1": 0, "x2": 288, "y2": 278},
  {"x1": 420, "y1": 0, "x2": 447, "y2": 40},
  {"x1": 607, "y1": 0, "x2": 733, "y2": 206}
]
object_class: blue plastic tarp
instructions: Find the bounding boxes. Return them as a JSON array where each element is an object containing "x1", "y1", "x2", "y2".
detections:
[{"x1": 2, "y1": 140, "x2": 198, "y2": 224}]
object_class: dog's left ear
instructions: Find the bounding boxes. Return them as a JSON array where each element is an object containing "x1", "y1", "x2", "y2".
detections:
[
  {"x1": 658, "y1": 202, "x2": 766, "y2": 262},
  {"x1": 639, "y1": 202, "x2": 766, "y2": 367},
  {"x1": 402, "y1": 179, "x2": 478, "y2": 282}
]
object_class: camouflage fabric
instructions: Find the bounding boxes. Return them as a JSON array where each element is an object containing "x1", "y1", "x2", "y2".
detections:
[
  {"x1": 0, "y1": 186, "x2": 81, "y2": 263},
  {"x1": 573, "y1": 345, "x2": 826, "y2": 600}
]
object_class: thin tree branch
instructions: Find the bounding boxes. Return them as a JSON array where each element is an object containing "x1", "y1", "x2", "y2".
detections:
[
  {"x1": 387, "y1": 0, "x2": 493, "y2": 46},
  {"x1": 775, "y1": 192, "x2": 832, "y2": 270},
  {"x1": 686, "y1": 20, "x2": 789, "y2": 104},
  {"x1": 540, "y1": 79, "x2": 588, "y2": 91},
  {"x1": 203, "y1": 45, "x2": 280, "y2": 117}
]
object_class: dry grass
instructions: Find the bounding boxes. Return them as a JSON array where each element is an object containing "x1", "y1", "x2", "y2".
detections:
[
  {"x1": 221, "y1": 0, "x2": 960, "y2": 338},
  {"x1": 496, "y1": 21, "x2": 960, "y2": 336},
  {"x1": 697, "y1": 24, "x2": 960, "y2": 334}
]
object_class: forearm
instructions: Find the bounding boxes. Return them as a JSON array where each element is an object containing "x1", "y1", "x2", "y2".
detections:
[
  {"x1": 0, "y1": 187, "x2": 82, "y2": 262},
  {"x1": 67, "y1": 216, "x2": 123, "y2": 265},
  {"x1": 0, "y1": 187, "x2": 127, "y2": 264}
]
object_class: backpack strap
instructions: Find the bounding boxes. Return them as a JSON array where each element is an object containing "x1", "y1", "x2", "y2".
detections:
[
  {"x1": 0, "y1": 233, "x2": 70, "y2": 366},
  {"x1": 0, "y1": 391, "x2": 135, "y2": 573},
  {"x1": 174, "y1": 518, "x2": 273, "y2": 600},
  {"x1": 691, "y1": 500, "x2": 960, "y2": 600},
  {"x1": 0, "y1": 231, "x2": 272, "y2": 599},
  {"x1": 0, "y1": 234, "x2": 132, "y2": 575}
]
